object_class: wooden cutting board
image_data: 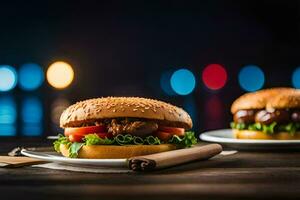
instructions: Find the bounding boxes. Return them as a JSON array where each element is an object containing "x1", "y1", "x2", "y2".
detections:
[{"x1": 0, "y1": 156, "x2": 46, "y2": 168}]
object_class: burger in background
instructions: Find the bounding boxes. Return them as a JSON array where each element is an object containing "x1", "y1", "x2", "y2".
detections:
[
  {"x1": 231, "y1": 88, "x2": 300, "y2": 139},
  {"x1": 54, "y1": 97, "x2": 197, "y2": 158}
]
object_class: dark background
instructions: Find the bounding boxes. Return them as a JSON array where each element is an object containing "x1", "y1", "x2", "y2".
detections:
[{"x1": 0, "y1": 0, "x2": 300, "y2": 137}]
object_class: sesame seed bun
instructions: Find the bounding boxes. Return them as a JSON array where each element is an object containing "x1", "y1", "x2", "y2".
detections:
[
  {"x1": 233, "y1": 129, "x2": 300, "y2": 140},
  {"x1": 266, "y1": 90, "x2": 300, "y2": 109},
  {"x1": 59, "y1": 144, "x2": 177, "y2": 159},
  {"x1": 231, "y1": 88, "x2": 297, "y2": 114},
  {"x1": 60, "y1": 97, "x2": 192, "y2": 129}
]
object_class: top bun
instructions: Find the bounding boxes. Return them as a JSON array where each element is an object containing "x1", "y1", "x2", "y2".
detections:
[
  {"x1": 231, "y1": 87, "x2": 297, "y2": 114},
  {"x1": 60, "y1": 97, "x2": 192, "y2": 129},
  {"x1": 267, "y1": 90, "x2": 300, "y2": 109}
]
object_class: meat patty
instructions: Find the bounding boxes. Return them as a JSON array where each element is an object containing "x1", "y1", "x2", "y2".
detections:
[
  {"x1": 108, "y1": 119, "x2": 158, "y2": 137},
  {"x1": 255, "y1": 109, "x2": 290, "y2": 125},
  {"x1": 233, "y1": 110, "x2": 257, "y2": 124}
]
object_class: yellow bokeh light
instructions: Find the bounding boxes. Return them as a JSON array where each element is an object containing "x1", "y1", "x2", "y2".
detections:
[{"x1": 46, "y1": 61, "x2": 74, "y2": 89}]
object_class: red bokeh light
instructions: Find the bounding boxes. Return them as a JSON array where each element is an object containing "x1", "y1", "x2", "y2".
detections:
[
  {"x1": 202, "y1": 64, "x2": 227, "y2": 90},
  {"x1": 205, "y1": 95, "x2": 223, "y2": 129}
]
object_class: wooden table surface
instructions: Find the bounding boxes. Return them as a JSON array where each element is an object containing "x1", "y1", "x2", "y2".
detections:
[{"x1": 1, "y1": 140, "x2": 300, "y2": 200}]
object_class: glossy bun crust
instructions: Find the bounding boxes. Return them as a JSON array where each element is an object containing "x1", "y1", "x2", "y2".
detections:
[
  {"x1": 60, "y1": 144, "x2": 177, "y2": 159},
  {"x1": 233, "y1": 130, "x2": 300, "y2": 140},
  {"x1": 60, "y1": 97, "x2": 192, "y2": 129},
  {"x1": 231, "y1": 88, "x2": 298, "y2": 114},
  {"x1": 267, "y1": 90, "x2": 300, "y2": 109}
]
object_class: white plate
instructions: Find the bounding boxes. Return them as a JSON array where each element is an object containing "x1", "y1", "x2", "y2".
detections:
[
  {"x1": 199, "y1": 129, "x2": 300, "y2": 150},
  {"x1": 21, "y1": 149, "x2": 127, "y2": 167}
]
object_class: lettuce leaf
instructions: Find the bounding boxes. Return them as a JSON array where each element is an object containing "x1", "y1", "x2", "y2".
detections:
[
  {"x1": 84, "y1": 134, "x2": 115, "y2": 145},
  {"x1": 144, "y1": 136, "x2": 161, "y2": 145},
  {"x1": 84, "y1": 134, "x2": 162, "y2": 146},
  {"x1": 53, "y1": 135, "x2": 83, "y2": 158},
  {"x1": 169, "y1": 131, "x2": 197, "y2": 147},
  {"x1": 115, "y1": 134, "x2": 134, "y2": 145},
  {"x1": 69, "y1": 142, "x2": 84, "y2": 158},
  {"x1": 133, "y1": 136, "x2": 145, "y2": 145},
  {"x1": 53, "y1": 134, "x2": 70, "y2": 152},
  {"x1": 53, "y1": 132, "x2": 198, "y2": 158},
  {"x1": 231, "y1": 122, "x2": 300, "y2": 134}
]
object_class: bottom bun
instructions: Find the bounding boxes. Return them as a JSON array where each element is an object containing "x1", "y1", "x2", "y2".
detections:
[
  {"x1": 60, "y1": 144, "x2": 177, "y2": 159},
  {"x1": 233, "y1": 129, "x2": 300, "y2": 140}
]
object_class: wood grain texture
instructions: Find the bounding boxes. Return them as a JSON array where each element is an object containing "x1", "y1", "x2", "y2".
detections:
[
  {"x1": 0, "y1": 156, "x2": 45, "y2": 167},
  {"x1": 1, "y1": 140, "x2": 300, "y2": 200}
]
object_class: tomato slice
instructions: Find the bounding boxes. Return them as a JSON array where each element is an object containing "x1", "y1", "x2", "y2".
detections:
[
  {"x1": 65, "y1": 125, "x2": 110, "y2": 142},
  {"x1": 154, "y1": 131, "x2": 172, "y2": 142},
  {"x1": 158, "y1": 126, "x2": 185, "y2": 137},
  {"x1": 65, "y1": 125, "x2": 106, "y2": 136},
  {"x1": 68, "y1": 132, "x2": 113, "y2": 142},
  {"x1": 68, "y1": 134, "x2": 84, "y2": 142}
]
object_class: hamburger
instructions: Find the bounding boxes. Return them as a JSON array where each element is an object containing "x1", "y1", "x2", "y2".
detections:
[
  {"x1": 230, "y1": 87, "x2": 300, "y2": 140},
  {"x1": 54, "y1": 97, "x2": 197, "y2": 158}
]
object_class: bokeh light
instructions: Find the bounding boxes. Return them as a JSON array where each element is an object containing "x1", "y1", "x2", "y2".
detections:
[
  {"x1": 183, "y1": 96, "x2": 197, "y2": 129},
  {"x1": 160, "y1": 70, "x2": 176, "y2": 96},
  {"x1": 22, "y1": 126, "x2": 43, "y2": 136},
  {"x1": 19, "y1": 63, "x2": 44, "y2": 91},
  {"x1": 21, "y1": 97, "x2": 43, "y2": 136},
  {"x1": 204, "y1": 95, "x2": 223, "y2": 129},
  {"x1": 0, "y1": 96, "x2": 16, "y2": 136},
  {"x1": 202, "y1": 64, "x2": 227, "y2": 90},
  {"x1": 238, "y1": 65, "x2": 265, "y2": 92},
  {"x1": 292, "y1": 67, "x2": 300, "y2": 89},
  {"x1": 0, "y1": 65, "x2": 17, "y2": 92},
  {"x1": 46, "y1": 61, "x2": 74, "y2": 89},
  {"x1": 21, "y1": 97, "x2": 43, "y2": 124},
  {"x1": 170, "y1": 69, "x2": 196, "y2": 95}
]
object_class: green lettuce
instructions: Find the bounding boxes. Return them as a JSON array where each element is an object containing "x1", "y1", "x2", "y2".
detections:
[
  {"x1": 53, "y1": 132, "x2": 198, "y2": 158},
  {"x1": 145, "y1": 136, "x2": 161, "y2": 145},
  {"x1": 69, "y1": 142, "x2": 84, "y2": 158},
  {"x1": 169, "y1": 131, "x2": 198, "y2": 147},
  {"x1": 84, "y1": 134, "x2": 115, "y2": 145},
  {"x1": 53, "y1": 134, "x2": 70, "y2": 152},
  {"x1": 84, "y1": 134, "x2": 162, "y2": 146},
  {"x1": 231, "y1": 122, "x2": 300, "y2": 134}
]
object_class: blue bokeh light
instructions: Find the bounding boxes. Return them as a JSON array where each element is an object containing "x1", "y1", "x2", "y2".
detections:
[
  {"x1": 160, "y1": 71, "x2": 176, "y2": 96},
  {"x1": 0, "y1": 96, "x2": 17, "y2": 124},
  {"x1": 170, "y1": 69, "x2": 196, "y2": 95},
  {"x1": 21, "y1": 97, "x2": 43, "y2": 123},
  {"x1": 0, "y1": 96, "x2": 17, "y2": 136},
  {"x1": 0, "y1": 65, "x2": 17, "y2": 92},
  {"x1": 22, "y1": 125, "x2": 43, "y2": 136},
  {"x1": 0, "y1": 125, "x2": 16, "y2": 136},
  {"x1": 292, "y1": 67, "x2": 300, "y2": 89},
  {"x1": 19, "y1": 63, "x2": 44, "y2": 91},
  {"x1": 183, "y1": 96, "x2": 197, "y2": 128},
  {"x1": 21, "y1": 97, "x2": 43, "y2": 136},
  {"x1": 238, "y1": 65, "x2": 265, "y2": 92}
]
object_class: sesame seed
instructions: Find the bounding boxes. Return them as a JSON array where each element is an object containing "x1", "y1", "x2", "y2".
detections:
[{"x1": 133, "y1": 109, "x2": 138, "y2": 112}]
